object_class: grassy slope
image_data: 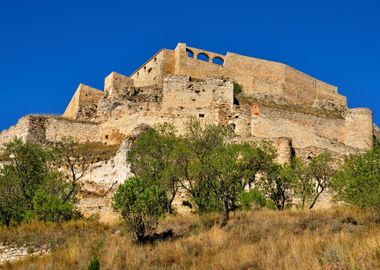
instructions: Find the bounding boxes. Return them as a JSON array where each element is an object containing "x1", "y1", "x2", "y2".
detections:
[{"x1": 2, "y1": 208, "x2": 380, "y2": 270}]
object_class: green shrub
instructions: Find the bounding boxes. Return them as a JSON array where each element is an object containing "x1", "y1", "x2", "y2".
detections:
[
  {"x1": 239, "y1": 189, "x2": 266, "y2": 210},
  {"x1": 88, "y1": 256, "x2": 100, "y2": 270},
  {"x1": 0, "y1": 139, "x2": 80, "y2": 226},
  {"x1": 233, "y1": 82, "x2": 243, "y2": 96},
  {"x1": 331, "y1": 148, "x2": 380, "y2": 211},
  {"x1": 112, "y1": 177, "x2": 167, "y2": 243},
  {"x1": 32, "y1": 191, "x2": 77, "y2": 223}
]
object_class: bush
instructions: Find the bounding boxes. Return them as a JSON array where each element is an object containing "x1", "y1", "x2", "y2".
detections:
[
  {"x1": 239, "y1": 189, "x2": 267, "y2": 210},
  {"x1": 233, "y1": 82, "x2": 243, "y2": 96},
  {"x1": 88, "y1": 256, "x2": 100, "y2": 270},
  {"x1": 0, "y1": 139, "x2": 79, "y2": 226},
  {"x1": 32, "y1": 191, "x2": 77, "y2": 223},
  {"x1": 331, "y1": 148, "x2": 380, "y2": 211},
  {"x1": 112, "y1": 177, "x2": 167, "y2": 243}
]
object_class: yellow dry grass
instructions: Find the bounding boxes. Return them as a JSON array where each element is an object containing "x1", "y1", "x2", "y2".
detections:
[{"x1": 2, "y1": 207, "x2": 380, "y2": 270}]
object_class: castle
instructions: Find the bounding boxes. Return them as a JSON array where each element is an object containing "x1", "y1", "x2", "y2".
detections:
[
  {"x1": 0, "y1": 43, "x2": 376, "y2": 216},
  {"x1": 0, "y1": 43, "x2": 374, "y2": 158}
]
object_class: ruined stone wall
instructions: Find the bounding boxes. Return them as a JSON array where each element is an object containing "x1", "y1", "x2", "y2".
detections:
[
  {"x1": 44, "y1": 118, "x2": 101, "y2": 143},
  {"x1": 250, "y1": 104, "x2": 373, "y2": 155},
  {"x1": 0, "y1": 117, "x2": 32, "y2": 145},
  {"x1": 104, "y1": 72, "x2": 134, "y2": 99},
  {"x1": 135, "y1": 43, "x2": 348, "y2": 112},
  {"x1": 0, "y1": 115, "x2": 106, "y2": 145},
  {"x1": 0, "y1": 116, "x2": 47, "y2": 145},
  {"x1": 63, "y1": 84, "x2": 103, "y2": 121},
  {"x1": 161, "y1": 75, "x2": 233, "y2": 111},
  {"x1": 130, "y1": 49, "x2": 175, "y2": 87},
  {"x1": 344, "y1": 108, "x2": 373, "y2": 150},
  {"x1": 284, "y1": 66, "x2": 346, "y2": 111}
]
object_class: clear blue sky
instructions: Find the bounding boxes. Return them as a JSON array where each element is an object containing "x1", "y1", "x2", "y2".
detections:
[{"x1": 0, "y1": 0, "x2": 379, "y2": 131}]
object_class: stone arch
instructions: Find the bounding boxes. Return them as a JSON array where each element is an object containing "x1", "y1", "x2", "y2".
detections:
[
  {"x1": 197, "y1": 52, "x2": 209, "y2": 62},
  {"x1": 212, "y1": 56, "x2": 224, "y2": 65},
  {"x1": 186, "y1": 48, "x2": 194, "y2": 58}
]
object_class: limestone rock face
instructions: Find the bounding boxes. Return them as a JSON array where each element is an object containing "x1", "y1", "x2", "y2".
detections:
[{"x1": 77, "y1": 140, "x2": 133, "y2": 221}]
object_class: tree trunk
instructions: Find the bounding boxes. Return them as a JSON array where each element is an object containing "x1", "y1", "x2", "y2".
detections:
[
  {"x1": 309, "y1": 190, "x2": 323, "y2": 209},
  {"x1": 220, "y1": 197, "x2": 229, "y2": 227}
]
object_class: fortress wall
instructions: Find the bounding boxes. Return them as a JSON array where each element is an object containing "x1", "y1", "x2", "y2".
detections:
[
  {"x1": 0, "y1": 117, "x2": 31, "y2": 145},
  {"x1": 344, "y1": 108, "x2": 373, "y2": 150},
  {"x1": 63, "y1": 87, "x2": 81, "y2": 119},
  {"x1": 162, "y1": 75, "x2": 233, "y2": 111},
  {"x1": 44, "y1": 118, "x2": 102, "y2": 143},
  {"x1": 63, "y1": 84, "x2": 103, "y2": 120},
  {"x1": 224, "y1": 53, "x2": 285, "y2": 95},
  {"x1": 99, "y1": 104, "x2": 222, "y2": 139},
  {"x1": 104, "y1": 72, "x2": 134, "y2": 98},
  {"x1": 284, "y1": 66, "x2": 347, "y2": 111},
  {"x1": 131, "y1": 49, "x2": 175, "y2": 87},
  {"x1": 284, "y1": 66, "x2": 318, "y2": 107},
  {"x1": 174, "y1": 43, "x2": 225, "y2": 80},
  {"x1": 251, "y1": 105, "x2": 348, "y2": 151},
  {"x1": 0, "y1": 116, "x2": 47, "y2": 145},
  {"x1": 315, "y1": 80, "x2": 347, "y2": 111}
]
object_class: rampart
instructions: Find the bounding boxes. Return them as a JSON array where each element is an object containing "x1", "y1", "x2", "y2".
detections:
[
  {"x1": 63, "y1": 84, "x2": 103, "y2": 121},
  {"x1": 130, "y1": 43, "x2": 347, "y2": 111},
  {"x1": 0, "y1": 115, "x2": 101, "y2": 145}
]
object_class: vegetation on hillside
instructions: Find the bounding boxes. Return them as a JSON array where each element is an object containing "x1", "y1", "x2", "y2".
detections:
[
  {"x1": 2, "y1": 208, "x2": 380, "y2": 270},
  {"x1": 1, "y1": 120, "x2": 380, "y2": 269}
]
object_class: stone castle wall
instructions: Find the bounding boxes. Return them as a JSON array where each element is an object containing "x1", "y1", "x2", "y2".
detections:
[
  {"x1": 250, "y1": 104, "x2": 373, "y2": 154},
  {"x1": 162, "y1": 75, "x2": 233, "y2": 111},
  {"x1": 130, "y1": 49, "x2": 175, "y2": 87},
  {"x1": 63, "y1": 84, "x2": 103, "y2": 121},
  {"x1": 131, "y1": 43, "x2": 347, "y2": 112},
  {"x1": 0, "y1": 115, "x2": 102, "y2": 146}
]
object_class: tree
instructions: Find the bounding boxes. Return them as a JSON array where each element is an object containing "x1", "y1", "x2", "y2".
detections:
[
  {"x1": 259, "y1": 163, "x2": 295, "y2": 210},
  {"x1": 0, "y1": 172, "x2": 24, "y2": 226},
  {"x1": 292, "y1": 158, "x2": 314, "y2": 209},
  {"x1": 178, "y1": 119, "x2": 232, "y2": 214},
  {"x1": 331, "y1": 148, "x2": 380, "y2": 211},
  {"x1": 112, "y1": 177, "x2": 167, "y2": 243},
  {"x1": 207, "y1": 144, "x2": 248, "y2": 225},
  {"x1": 54, "y1": 137, "x2": 93, "y2": 203},
  {"x1": 127, "y1": 124, "x2": 181, "y2": 213},
  {"x1": 308, "y1": 153, "x2": 336, "y2": 209},
  {"x1": 0, "y1": 139, "x2": 79, "y2": 226}
]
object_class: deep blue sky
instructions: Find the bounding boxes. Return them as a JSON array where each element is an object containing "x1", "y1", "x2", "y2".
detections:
[{"x1": 0, "y1": 0, "x2": 379, "y2": 131}]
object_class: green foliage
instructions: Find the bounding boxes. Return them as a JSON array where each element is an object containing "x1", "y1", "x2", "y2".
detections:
[
  {"x1": 32, "y1": 191, "x2": 77, "y2": 223},
  {"x1": 88, "y1": 256, "x2": 100, "y2": 270},
  {"x1": 233, "y1": 82, "x2": 243, "y2": 96},
  {"x1": 0, "y1": 139, "x2": 80, "y2": 226},
  {"x1": 239, "y1": 189, "x2": 267, "y2": 210},
  {"x1": 128, "y1": 124, "x2": 180, "y2": 213},
  {"x1": 308, "y1": 152, "x2": 336, "y2": 209},
  {"x1": 112, "y1": 177, "x2": 167, "y2": 243},
  {"x1": 259, "y1": 163, "x2": 296, "y2": 210},
  {"x1": 291, "y1": 158, "x2": 314, "y2": 209},
  {"x1": 331, "y1": 148, "x2": 380, "y2": 211}
]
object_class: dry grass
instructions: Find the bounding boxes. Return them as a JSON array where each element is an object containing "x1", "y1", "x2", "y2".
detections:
[
  {"x1": 2, "y1": 208, "x2": 380, "y2": 270},
  {"x1": 76, "y1": 142, "x2": 120, "y2": 162}
]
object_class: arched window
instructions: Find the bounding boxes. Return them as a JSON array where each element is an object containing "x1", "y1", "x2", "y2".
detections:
[
  {"x1": 212, "y1": 57, "x2": 224, "y2": 65},
  {"x1": 186, "y1": 49, "x2": 194, "y2": 58},
  {"x1": 197, "y1": 53, "x2": 209, "y2": 62}
]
